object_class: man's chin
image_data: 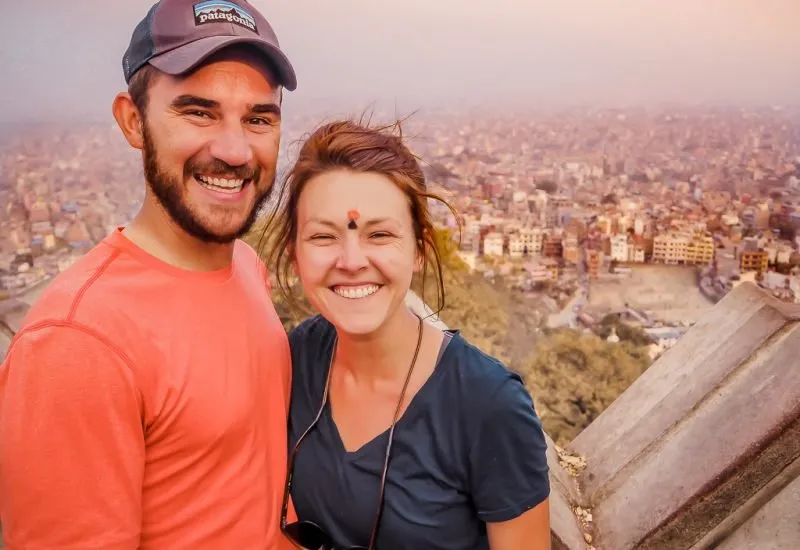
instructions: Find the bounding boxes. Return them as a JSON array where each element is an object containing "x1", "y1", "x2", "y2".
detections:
[{"x1": 189, "y1": 221, "x2": 256, "y2": 244}]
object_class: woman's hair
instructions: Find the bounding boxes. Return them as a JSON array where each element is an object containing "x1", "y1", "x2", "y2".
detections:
[{"x1": 260, "y1": 118, "x2": 459, "y2": 316}]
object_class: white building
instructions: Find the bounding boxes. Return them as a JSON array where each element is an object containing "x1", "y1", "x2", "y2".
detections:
[
  {"x1": 519, "y1": 227, "x2": 544, "y2": 256},
  {"x1": 483, "y1": 232, "x2": 504, "y2": 257},
  {"x1": 610, "y1": 235, "x2": 629, "y2": 262}
]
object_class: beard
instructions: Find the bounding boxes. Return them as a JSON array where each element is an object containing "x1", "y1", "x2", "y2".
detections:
[{"x1": 141, "y1": 122, "x2": 275, "y2": 244}]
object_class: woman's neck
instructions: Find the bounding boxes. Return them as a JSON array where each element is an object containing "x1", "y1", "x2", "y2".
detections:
[{"x1": 334, "y1": 307, "x2": 423, "y2": 386}]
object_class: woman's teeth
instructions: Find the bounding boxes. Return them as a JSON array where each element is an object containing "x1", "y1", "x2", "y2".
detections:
[{"x1": 333, "y1": 284, "x2": 380, "y2": 299}]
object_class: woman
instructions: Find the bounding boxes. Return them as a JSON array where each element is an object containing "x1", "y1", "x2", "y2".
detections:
[{"x1": 265, "y1": 120, "x2": 551, "y2": 549}]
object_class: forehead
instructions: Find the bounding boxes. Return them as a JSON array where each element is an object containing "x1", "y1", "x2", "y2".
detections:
[
  {"x1": 150, "y1": 47, "x2": 281, "y2": 104},
  {"x1": 299, "y1": 170, "x2": 411, "y2": 222}
]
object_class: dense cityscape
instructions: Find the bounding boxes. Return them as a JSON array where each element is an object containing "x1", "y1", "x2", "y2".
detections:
[{"x1": 2, "y1": 106, "x2": 800, "y2": 360}]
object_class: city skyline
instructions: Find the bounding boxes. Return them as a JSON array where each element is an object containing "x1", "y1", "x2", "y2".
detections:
[{"x1": 1, "y1": 0, "x2": 800, "y2": 123}]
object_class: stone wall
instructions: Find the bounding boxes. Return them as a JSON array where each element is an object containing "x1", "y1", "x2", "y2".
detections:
[
  {"x1": 409, "y1": 283, "x2": 800, "y2": 549},
  {"x1": 567, "y1": 282, "x2": 800, "y2": 549}
]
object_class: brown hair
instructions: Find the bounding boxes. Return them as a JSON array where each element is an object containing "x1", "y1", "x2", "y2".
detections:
[
  {"x1": 261, "y1": 118, "x2": 459, "y2": 316},
  {"x1": 127, "y1": 64, "x2": 157, "y2": 117}
]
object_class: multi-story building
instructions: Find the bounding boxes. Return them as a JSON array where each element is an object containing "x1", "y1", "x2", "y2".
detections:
[
  {"x1": 508, "y1": 235, "x2": 525, "y2": 258},
  {"x1": 610, "y1": 234, "x2": 629, "y2": 262},
  {"x1": 596, "y1": 215, "x2": 613, "y2": 235},
  {"x1": 562, "y1": 233, "x2": 580, "y2": 265},
  {"x1": 483, "y1": 232, "x2": 504, "y2": 257},
  {"x1": 586, "y1": 249, "x2": 603, "y2": 279},
  {"x1": 685, "y1": 233, "x2": 715, "y2": 266},
  {"x1": 519, "y1": 227, "x2": 543, "y2": 255},
  {"x1": 652, "y1": 233, "x2": 689, "y2": 264},
  {"x1": 524, "y1": 257, "x2": 559, "y2": 283},
  {"x1": 542, "y1": 234, "x2": 563, "y2": 259},
  {"x1": 542, "y1": 257, "x2": 560, "y2": 281},
  {"x1": 740, "y1": 250, "x2": 768, "y2": 273},
  {"x1": 776, "y1": 244, "x2": 794, "y2": 266},
  {"x1": 755, "y1": 204, "x2": 770, "y2": 230},
  {"x1": 629, "y1": 243, "x2": 646, "y2": 263}
]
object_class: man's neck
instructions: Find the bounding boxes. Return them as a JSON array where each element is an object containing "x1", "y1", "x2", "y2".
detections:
[
  {"x1": 334, "y1": 307, "x2": 424, "y2": 387},
  {"x1": 123, "y1": 196, "x2": 235, "y2": 272}
]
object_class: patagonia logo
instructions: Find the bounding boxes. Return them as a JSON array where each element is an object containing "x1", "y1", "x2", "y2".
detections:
[{"x1": 193, "y1": 0, "x2": 257, "y2": 32}]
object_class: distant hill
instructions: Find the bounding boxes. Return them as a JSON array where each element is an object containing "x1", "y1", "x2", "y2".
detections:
[{"x1": 245, "y1": 223, "x2": 650, "y2": 444}]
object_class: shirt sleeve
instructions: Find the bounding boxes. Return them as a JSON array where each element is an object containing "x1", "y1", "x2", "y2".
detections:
[
  {"x1": 0, "y1": 323, "x2": 145, "y2": 550},
  {"x1": 468, "y1": 376, "x2": 551, "y2": 523}
]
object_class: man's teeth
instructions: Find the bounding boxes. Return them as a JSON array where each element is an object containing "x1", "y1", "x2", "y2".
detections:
[
  {"x1": 333, "y1": 285, "x2": 380, "y2": 299},
  {"x1": 197, "y1": 175, "x2": 245, "y2": 193}
]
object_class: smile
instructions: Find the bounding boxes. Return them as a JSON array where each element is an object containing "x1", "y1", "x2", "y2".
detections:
[
  {"x1": 332, "y1": 284, "x2": 381, "y2": 299},
  {"x1": 195, "y1": 174, "x2": 250, "y2": 194}
]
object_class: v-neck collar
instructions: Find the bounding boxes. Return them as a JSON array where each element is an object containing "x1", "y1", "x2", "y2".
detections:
[{"x1": 320, "y1": 328, "x2": 460, "y2": 461}]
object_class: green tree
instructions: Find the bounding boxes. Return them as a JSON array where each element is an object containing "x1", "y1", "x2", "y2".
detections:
[
  {"x1": 594, "y1": 315, "x2": 653, "y2": 347},
  {"x1": 519, "y1": 329, "x2": 651, "y2": 445}
]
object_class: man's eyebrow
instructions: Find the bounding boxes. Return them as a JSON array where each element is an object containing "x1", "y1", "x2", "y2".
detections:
[
  {"x1": 170, "y1": 95, "x2": 219, "y2": 110},
  {"x1": 250, "y1": 103, "x2": 281, "y2": 117}
]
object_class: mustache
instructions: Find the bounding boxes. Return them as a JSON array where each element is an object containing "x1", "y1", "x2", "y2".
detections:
[{"x1": 184, "y1": 158, "x2": 260, "y2": 181}]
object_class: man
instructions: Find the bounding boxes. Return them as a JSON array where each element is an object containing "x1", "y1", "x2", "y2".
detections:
[{"x1": 0, "y1": 1, "x2": 298, "y2": 548}]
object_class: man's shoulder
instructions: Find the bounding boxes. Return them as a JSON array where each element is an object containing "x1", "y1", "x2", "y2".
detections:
[
  {"x1": 233, "y1": 239, "x2": 263, "y2": 270},
  {"x1": 21, "y1": 242, "x2": 122, "y2": 326},
  {"x1": 18, "y1": 236, "x2": 164, "y2": 343}
]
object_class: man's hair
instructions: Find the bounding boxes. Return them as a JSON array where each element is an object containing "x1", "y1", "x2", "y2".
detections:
[
  {"x1": 262, "y1": 118, "x2": 460, "y2": 316},
  {"x1": 127, "y1": 64, "x2": 158, "y2": 119}
]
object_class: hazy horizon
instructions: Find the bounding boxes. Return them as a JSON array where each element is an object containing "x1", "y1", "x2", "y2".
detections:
[{"x1": 1, "y1": 0, "x2": 799, "y2": 124}]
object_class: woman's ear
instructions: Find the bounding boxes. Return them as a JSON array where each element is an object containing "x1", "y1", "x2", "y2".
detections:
[{"x1": 413, "y1": 238, "x2": 426, "y2": 273}]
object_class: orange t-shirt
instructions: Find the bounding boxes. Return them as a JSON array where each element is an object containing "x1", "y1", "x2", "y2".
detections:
[{"x1": 0, "y1": 228, "x2": 297, "y2": 549}]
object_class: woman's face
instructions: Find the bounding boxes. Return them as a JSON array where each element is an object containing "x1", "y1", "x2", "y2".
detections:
[{"x1": 294, "y1": 169, "x2": 420, "y2": 336}]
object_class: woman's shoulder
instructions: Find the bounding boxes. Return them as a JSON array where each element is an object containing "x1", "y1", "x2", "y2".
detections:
[
  {"x1": 289, "y1": 314, "x2": 334, "y2": 345},
  {"x1": 444, "y1": 331, "x2": 527, "y2": 396},
  {"x1": 287, "y1": 314, "x2": 336, "y2": 366}
]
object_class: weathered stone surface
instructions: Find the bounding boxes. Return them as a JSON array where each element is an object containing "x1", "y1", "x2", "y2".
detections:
[
  {"x1": 545, "y1": 434, "x2": 588, "y2": 549},
  {"x1": 550, "y1": 480, "x2": 589, "y2": 550},
  {"x1": 691, "y1": 456, "x2": 800, "y2": 549},
  {"x1": 571, "y1": 283, "x2": 795, "y2": 499},
  {"x1": 716, "y1": 462, "x2": 800, "y2": 549},
  {"x1": 568, "y1": 283, "x2": 800, "y2": 550}
]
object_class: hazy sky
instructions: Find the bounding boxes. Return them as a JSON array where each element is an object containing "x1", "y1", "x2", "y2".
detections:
[{"x1": 1, "y1": 0, "x2": 798, "y2": 122}]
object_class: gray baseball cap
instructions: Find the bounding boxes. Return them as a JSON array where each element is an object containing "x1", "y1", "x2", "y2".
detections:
[{"x1": 123, "y1": 0, "x2": 296, "y2": 90}]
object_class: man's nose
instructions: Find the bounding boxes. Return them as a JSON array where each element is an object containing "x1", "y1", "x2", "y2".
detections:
[{"x1": 208, "y1": 122, "x2": 253, "y2": 167}]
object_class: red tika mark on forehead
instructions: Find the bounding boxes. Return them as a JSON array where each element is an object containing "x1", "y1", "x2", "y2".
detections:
[{"x1": 346, "y1": 209, "x2": 360, "y2": 229}]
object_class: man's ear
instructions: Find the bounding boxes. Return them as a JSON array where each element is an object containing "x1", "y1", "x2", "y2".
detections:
[{"x1": 112, "y1": 92, "x2": 145, "y2": 150}]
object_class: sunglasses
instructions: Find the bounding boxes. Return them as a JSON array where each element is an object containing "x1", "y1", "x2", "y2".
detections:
[{"x1": 281, "y1": 317, "x2": 424, "y2": 550}]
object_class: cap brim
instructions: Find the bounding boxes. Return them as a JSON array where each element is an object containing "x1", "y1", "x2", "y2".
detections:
[{"x1": 149, "y1": 35, "x2": 297, "y2": 91}]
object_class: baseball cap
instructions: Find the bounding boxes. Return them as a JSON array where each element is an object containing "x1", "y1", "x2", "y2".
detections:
[{"x1": 122, "y1": 0, "x2": 296, "y2": 90}]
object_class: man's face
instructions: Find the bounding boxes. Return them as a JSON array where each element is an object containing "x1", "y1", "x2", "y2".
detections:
[{"x1": 140, "y1": 48, "x2": 282, "y2": 243}]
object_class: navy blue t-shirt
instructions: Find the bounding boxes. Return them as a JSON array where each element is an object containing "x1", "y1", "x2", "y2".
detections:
[{"x1": 287, "y1": 315, "x2": 550, "y2": 549}]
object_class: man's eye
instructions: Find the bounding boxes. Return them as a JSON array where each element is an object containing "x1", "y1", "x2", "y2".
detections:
[{"x1": 248, "y1": 117, "x2": 275, "y2": 126}]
